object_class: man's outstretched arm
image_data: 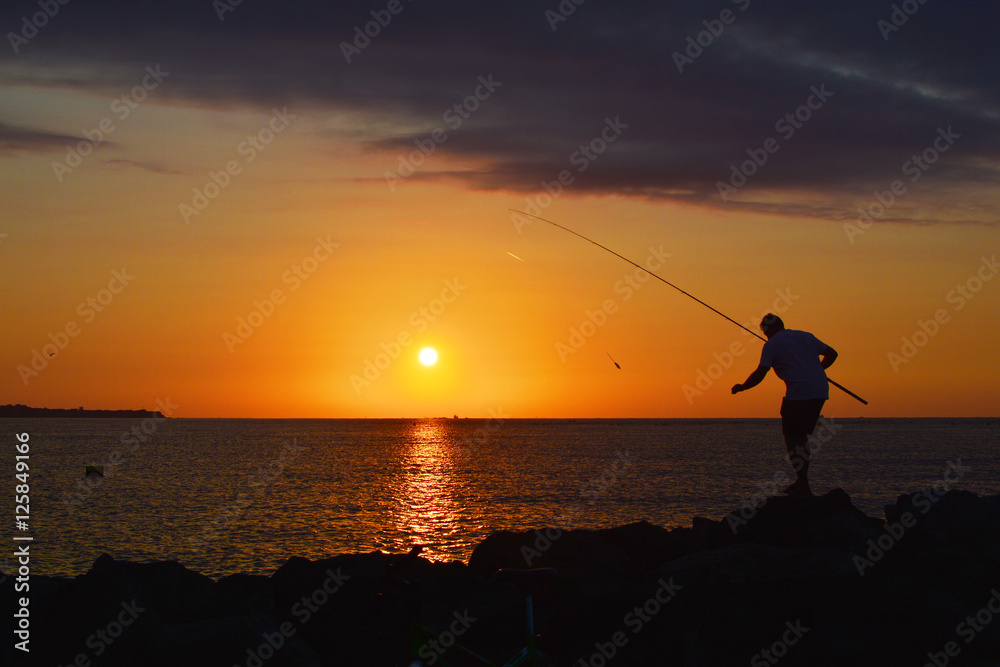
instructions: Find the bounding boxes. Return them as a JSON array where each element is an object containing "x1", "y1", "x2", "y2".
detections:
[
  {"x1": 732, "y1": 365, "x2": 770, "y2": 394},
  {"x1": 821, "y1": 346, "x2": 838, "y2": 370}
]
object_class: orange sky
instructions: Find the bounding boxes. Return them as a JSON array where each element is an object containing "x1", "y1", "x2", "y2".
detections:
[
  {"x1": 3, "y1": 111, "x2": 997, "y2": 418},
  {"x1": 3, "y1": 5, "x2": 999, "y2": 418}
]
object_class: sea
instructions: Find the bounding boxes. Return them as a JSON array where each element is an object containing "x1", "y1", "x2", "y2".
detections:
[{"x1": 4, "y1": 417, "x2": 998, "y2": 579}]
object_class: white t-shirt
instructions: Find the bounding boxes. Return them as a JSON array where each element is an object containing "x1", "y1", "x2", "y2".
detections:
[{"x1": 759, "y1": 330, "x2": 831, "y2": 400}]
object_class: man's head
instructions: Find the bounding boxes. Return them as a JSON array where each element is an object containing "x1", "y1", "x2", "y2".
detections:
[{"x1": 760, "y1": 313, "x2": 785, "y2": 339}]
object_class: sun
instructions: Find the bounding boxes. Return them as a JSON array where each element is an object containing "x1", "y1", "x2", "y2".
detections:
[{"x1": 418, "y1": 347, "x2": 438, "y2": 366}]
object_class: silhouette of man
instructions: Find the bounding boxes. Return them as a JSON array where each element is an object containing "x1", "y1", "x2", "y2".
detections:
[{"x1": 731, "y1": 314, "x2": 837, "y2": 496}]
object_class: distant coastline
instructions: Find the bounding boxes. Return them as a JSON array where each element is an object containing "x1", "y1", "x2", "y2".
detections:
[{"x1": 0, "y1": 404, "x2": 166, "y2": 418}]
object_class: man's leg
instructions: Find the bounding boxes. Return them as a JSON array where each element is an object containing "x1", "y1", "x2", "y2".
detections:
[
  {"x1": 785, "y1": 433, "x2": 810, "y2": 493},
  {"x1": 780, "y1": 399, "x2": 824, "y2": 495}
]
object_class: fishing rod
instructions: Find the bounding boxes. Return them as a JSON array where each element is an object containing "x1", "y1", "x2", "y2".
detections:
[{"x1": 511, "y1": 209, "x2": 869, "y2": 406}]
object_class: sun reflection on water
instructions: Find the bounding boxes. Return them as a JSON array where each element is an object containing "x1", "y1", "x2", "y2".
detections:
[{"x1": 385, "y1": 419, "x2": 464, "y2": 560}]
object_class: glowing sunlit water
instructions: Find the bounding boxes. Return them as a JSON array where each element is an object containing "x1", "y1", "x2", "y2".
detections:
[{"x1": 6, "y1": 418, "x2": 997, "y2": 578}]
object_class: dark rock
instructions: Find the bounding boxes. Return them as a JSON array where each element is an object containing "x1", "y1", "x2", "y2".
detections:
[
  {"x1": 217, "y1": 572, "x2": 274, "y2": 616},
  {"x1": 731, "y1": 488, "x2": 886, "y2": 552},
  {"x1": 656, "y1": 542, "x2": 858, "y2": 587},
  {"x1": 469, "y1": 521, "x2": 689, "y2": 580},
  {"x1": 467, "y1": 529, "x2": 534, "y2": 575},
  {"x1": 152, "y1": 613, "x2": 322, "y2": 667},
  {"x1": 78, "y1": 552, "x2": 221, "y2": 623},
  {"x1": 689, "y1": 514, "x2": 731, "y2": 550},
  {"x1": 6, "y1": 489, "x2": 1000, "y2": 666},
  {"x1": 885, "y1": 489, "x2": 1000, "y2": 544}
]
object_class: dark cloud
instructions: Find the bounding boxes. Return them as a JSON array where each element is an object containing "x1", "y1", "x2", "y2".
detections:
[
  {"x1": 103, "y1": 158, "x2": 184, "y2": 176},
  {"x1": 2, "y1": 0, "x2": 999, "y2": 222},
  {"x1": 0, "y1": 122, "x2": 85, "y2": 154}
]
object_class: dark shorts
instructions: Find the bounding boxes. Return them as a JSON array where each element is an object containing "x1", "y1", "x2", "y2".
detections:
[{"x1": 780, "y1": 398, "x2": 825, "y2": 441}]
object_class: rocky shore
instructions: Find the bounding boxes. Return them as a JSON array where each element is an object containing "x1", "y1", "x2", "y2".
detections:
[{"x1": 5, "y1": 488, "x2": 1000, "y2": 666}]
